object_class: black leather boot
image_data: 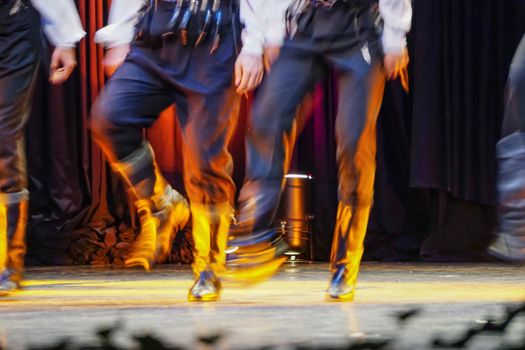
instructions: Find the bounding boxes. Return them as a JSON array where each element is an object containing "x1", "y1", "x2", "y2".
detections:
[
  {"x1": 111, "y1": 142, "x2": 190, "y2": 270},
  {"x1": 188, "y1": 269, "x2": 222, "y2": 302},
  {"x1": 188, "y1": 202, "x2": 232, "y2": 302},
  {"x1": 224, "y1": 185, "x2": 288, "y2": 285},
  {"x1": 326, "y1": 251, "x2": 363, "y2": 301},
  {"x1": 489, "y1": 132, "x2": 525, "y2": 263},
  {"x1": 326, "y1": 202, "x2": 369, "y2": 301},
  {"x1": 0, "y1": 191, "x2": 29, "y2": 295},
  {"x1": 224, "y1": 227, "x2": 288, "y2": 285}
]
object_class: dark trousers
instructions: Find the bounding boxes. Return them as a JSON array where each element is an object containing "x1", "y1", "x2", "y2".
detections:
[
  {"x1": 91, "y1": 6, "x2": 239, "y2": 206},
  {"x1": 502, "y1": 35, "x2": 525, "y2": 137},
  {"x1": 0, "y1": 1, "x2": 39, "y2": 204},
  {"x1": 0, "y1": 1, "x2": 39, "y2": 280},
  {"x1": 236, "y1": 2, "x2": 385, "y2": 266}
]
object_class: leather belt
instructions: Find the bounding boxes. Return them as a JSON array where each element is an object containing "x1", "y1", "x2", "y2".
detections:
[{"x1": 311, "y1": 0, "x2": 377, "y2": 8}]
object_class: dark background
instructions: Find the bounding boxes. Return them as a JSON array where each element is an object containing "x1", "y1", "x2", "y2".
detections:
[{"x1": 24, "y1": 0, "x2": 525, "y2": 265}]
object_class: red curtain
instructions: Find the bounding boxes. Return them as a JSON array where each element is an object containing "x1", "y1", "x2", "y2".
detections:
[{"x1": 25, "y1": 1, "x2": 185, "y2": 265}]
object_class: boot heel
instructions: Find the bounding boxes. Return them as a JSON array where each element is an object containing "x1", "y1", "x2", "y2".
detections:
[{"x1": 125, "y1": 203, "x2": 157, "y2": 271}]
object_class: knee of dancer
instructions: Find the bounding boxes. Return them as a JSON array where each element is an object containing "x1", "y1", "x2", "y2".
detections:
[
  {"x1": 508, "y1": 62, "x2": 525, "y2": 93},
  {"x1": 249, "y1": 96, "x2": 296, "y2": 137},
  {"x1": 338, "y1": 131, "x2": 378, "y2": 163},
  {"x1": 250, "y1": 106, "x2": 295, "y2": 140},
  {"x1": 89, "y1": 97, "x2": 126, "y2": 140},
  {"x1": 0, "y1": 112, "x2": 25, "y2": 140}
]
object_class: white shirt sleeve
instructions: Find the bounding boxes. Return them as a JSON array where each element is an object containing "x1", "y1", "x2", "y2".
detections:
[
  {"x1": 263, "y1": 0, "x2": 293, "y2": 47},
  {"x1": 239, "y1": 0, "x2": 292, "y2": 56},
  {"x1": 379, "y1": 0, "x2": 412, "y2": 54},
  {"x1": 94, "y1": 0, "x2": 145, "y2": 48},
  {"x1": 30, "y1": 0, "x2": 85, "y2": 47}
]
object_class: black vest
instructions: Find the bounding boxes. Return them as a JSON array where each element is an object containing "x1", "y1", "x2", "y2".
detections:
[{"x1": 0, "y1": 0, "x2": 48, "y2": 71}]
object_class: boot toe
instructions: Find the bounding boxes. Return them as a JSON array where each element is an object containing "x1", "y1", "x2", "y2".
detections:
[
  {"x1": 0, "y1": 271, "x2": 20, "y2": 296},
  {"x1": 488, "y1": 235, "x2": 525, "y2": 263},
  {"x1": 325, "y1": 265, "x2": 356, "y2": 302},
  {"x1": 188, "y1": 271, "x2": 221, "y2": 302},
  {"x1": 325, "y1": 284, "x2": 355, "y2": 301}
]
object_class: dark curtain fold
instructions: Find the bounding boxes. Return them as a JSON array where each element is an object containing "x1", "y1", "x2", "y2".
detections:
[
  {"x1": 411, "y1": 0, "x2": 511, "y2": 204},
  {"x1": 26, "y1": 0, "x2": 110, "y2": 264},
  {"x1": 23, "y1": 0, "x2": 525, "y2": 265},
  {"x1": 410, "y1": 0, "x2": 525, "y2": 261},
  {"x1": 365, "y1": 0, "x2": 525, "y2": 261}
]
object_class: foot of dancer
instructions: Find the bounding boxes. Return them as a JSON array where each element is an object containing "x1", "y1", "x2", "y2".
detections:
[
  {"x1": 188, "y1": 202, "x2": 231, "y2": 302},
  {"x1": 110, "y1": 142, "x2": 190, "y2": 271},
  {"x1": 326, "y1": 203, "x2": 369, "y2": 302},
  {"x1": 0, "y1": 193, "x2": 28, "y2": 296},
  {"x1": 188, "y1": 269, "x2": 222, "y2": 302},
  {"x1": 325, "y1": 251, "x2": 363, "y2": 301},
  {"x1": 126, "y1": 183, "x2": 190, "y2": 271},
  {"x1": 489, "y1": 132, "x2": 525, "y2": 264},
  {"x1": 488, "y1": 234, "x2": 525, "y2": 264}
]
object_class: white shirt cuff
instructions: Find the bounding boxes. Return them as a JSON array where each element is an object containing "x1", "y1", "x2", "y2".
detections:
[
  {"x1": 43, "y1": 28, "x2": 85, "y2": 48},
  {"x1": 381, "y1": 25, "x2": 407, "y2": 54},
  {"x1": 241, "y1": 34, "x2": 264, "y2": 56},
  {"x1": 264, "y1": 22, "x2": 287, "y2": 47},
  {"x1": 94, "y1": 24, "x2": 135, "y2": 48}
]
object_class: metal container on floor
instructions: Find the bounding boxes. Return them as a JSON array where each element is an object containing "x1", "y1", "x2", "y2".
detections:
[{"x1": 275, "y1": 174, "x2": 314, "y2": 261}]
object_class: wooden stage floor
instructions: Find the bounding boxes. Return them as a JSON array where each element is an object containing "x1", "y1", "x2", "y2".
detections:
[{"x1": 1, "y1": 263, "x2": 524, "y2": 349}]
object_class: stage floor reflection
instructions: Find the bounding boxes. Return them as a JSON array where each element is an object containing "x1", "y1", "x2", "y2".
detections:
[{"x1": 1, "y1": 263, "x2": 524, "y2": 349}]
